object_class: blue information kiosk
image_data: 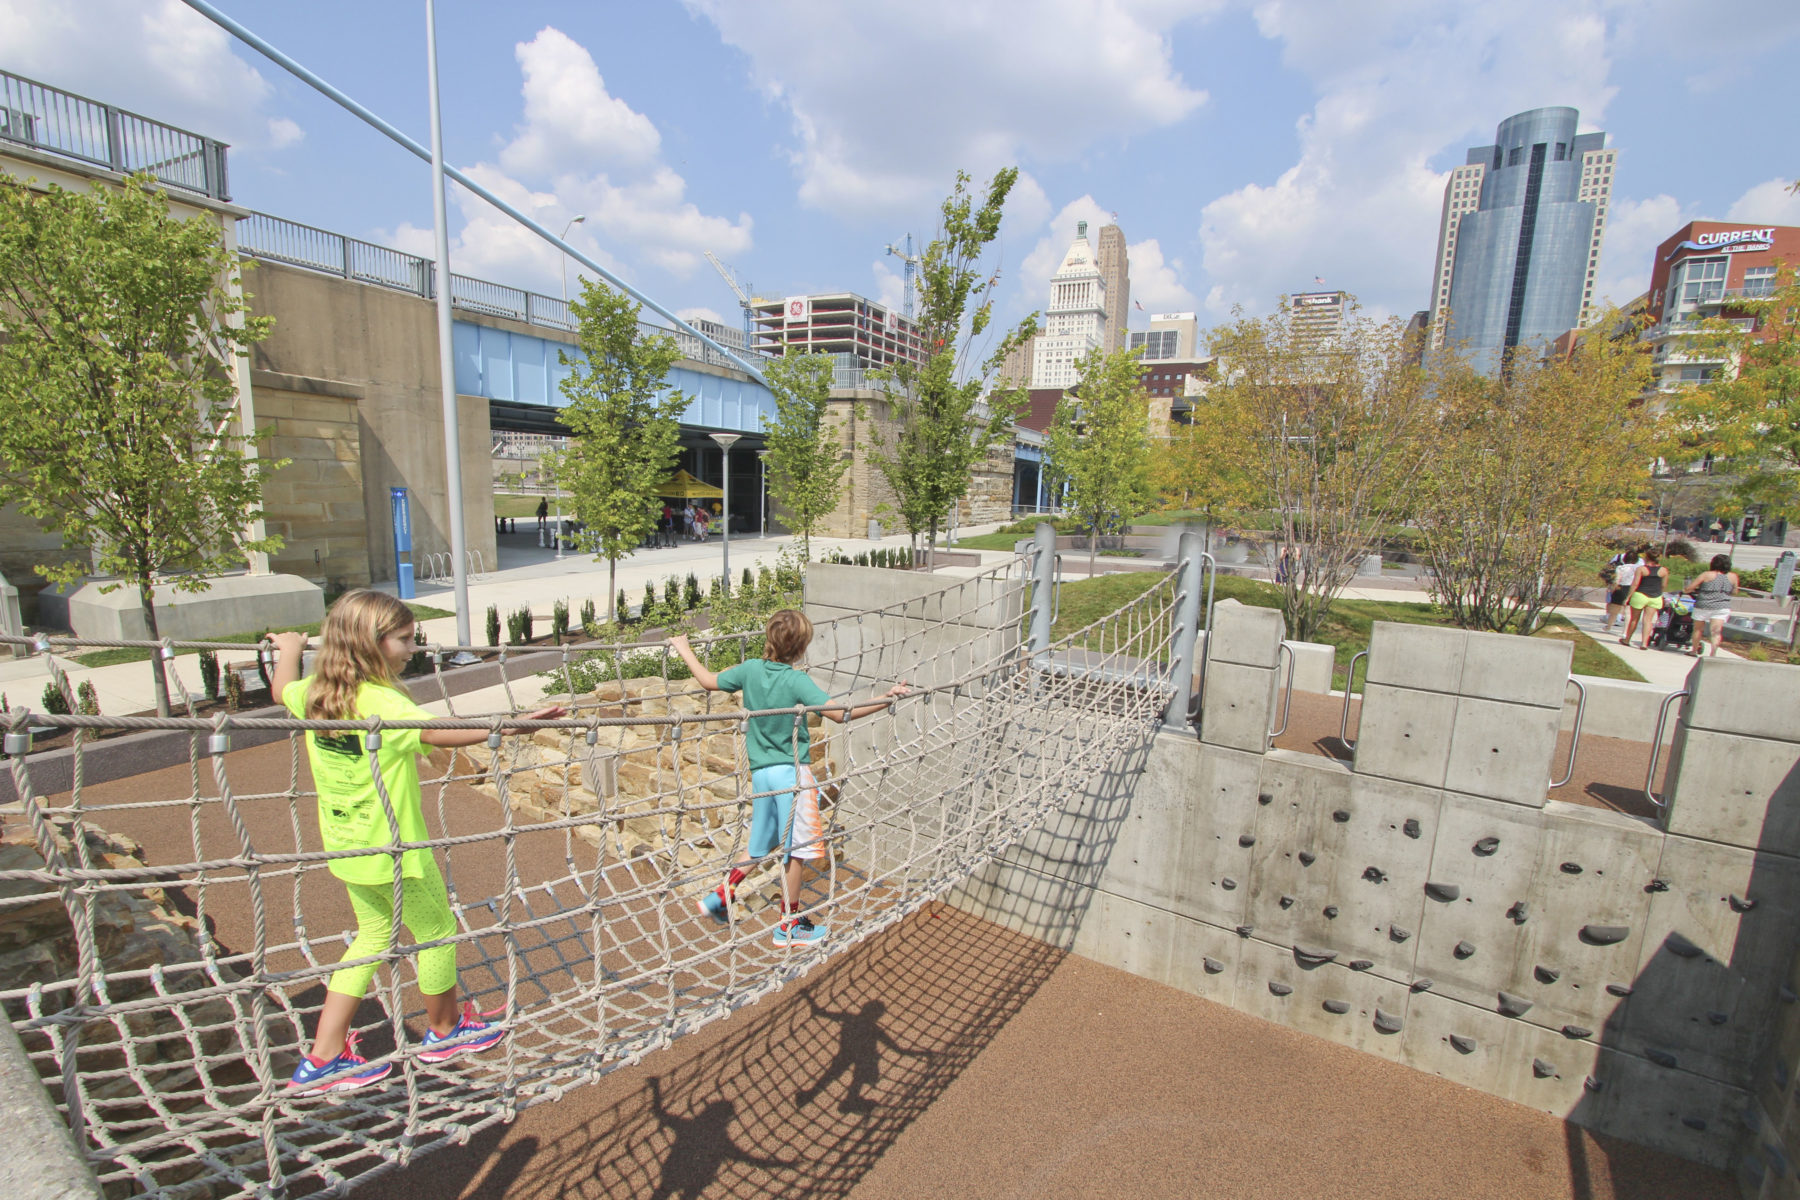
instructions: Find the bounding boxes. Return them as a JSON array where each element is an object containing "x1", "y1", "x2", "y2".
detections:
[{"x1": 391, "y1": 486, "x2": 416, "y2": 600}]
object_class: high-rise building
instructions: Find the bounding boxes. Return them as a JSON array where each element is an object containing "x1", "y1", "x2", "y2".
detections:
[
  {"x1": 1288, "y1": 290, "x2": 1348, "y2": 344},
  {"x1": 749, "y1": 292, "x2": 925, "y2": 374},
  {"x1": 675, "y1": 317, "x2": 750, "y2": 369},
  {"x1": 1097, "y1": 223, "x2": 1130, "y2": 353},
  {"x1": 1030, "y1": 221, "x2": 1110, "y2": 389},
  {"x1": 1428, "y1": 107, "x2": 1614, "y2": 372},
  {"x1": 1129, "y1": 312, "x2": 1210, "y2": 427}
]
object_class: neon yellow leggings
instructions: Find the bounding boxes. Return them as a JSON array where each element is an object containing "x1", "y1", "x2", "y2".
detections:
[{"x1": 327, "y1": 856, "x2": 459, "y2": 999}]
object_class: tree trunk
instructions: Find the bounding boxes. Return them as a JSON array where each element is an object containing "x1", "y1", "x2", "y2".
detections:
[
  {"x1": 138, "y1": 573, "x2": 171, "y2": 718},
  {"x1": 1088, "y1": 521, "x2": 1098, "y2": 577},
  {"x1": 607, "y1": 556, "x2": 618, "y2": 622},
  {"x1": 927, "y1": 520, "x2": 937, "y2": 571},
  {"x1": 802, "y1": 527, "x2": 811, "y2": 563}
]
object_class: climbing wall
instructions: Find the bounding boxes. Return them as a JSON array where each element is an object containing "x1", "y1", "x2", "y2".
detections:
[{"x1": 955, "y1": 609, "x2": 1800, "y2": 1186}]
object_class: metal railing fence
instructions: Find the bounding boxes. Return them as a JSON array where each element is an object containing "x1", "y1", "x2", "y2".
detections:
[{"x1": 0, "y1": 70, "x2": 228, "y2": 201}]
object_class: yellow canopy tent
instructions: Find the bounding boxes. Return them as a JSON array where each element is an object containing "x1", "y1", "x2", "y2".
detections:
[{"x1": 656, "y1": 469, "x2": 725, "y2": 499}]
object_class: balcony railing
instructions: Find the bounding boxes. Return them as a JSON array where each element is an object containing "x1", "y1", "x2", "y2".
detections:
[{"x1": 0, "y1": 70, "x2": 229, "y2": 201}]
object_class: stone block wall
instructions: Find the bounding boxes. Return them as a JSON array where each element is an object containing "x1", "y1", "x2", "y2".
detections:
[
  {"x1": 956, "y1": 617, "x2": 1800, "y2": 1182},
  {"x1": 256, "y1": 382, "x2": 370, "y2": 590}
]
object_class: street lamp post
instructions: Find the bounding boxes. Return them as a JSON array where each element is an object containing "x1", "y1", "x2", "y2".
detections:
[
  {"x1": 756, "y1": 449, "x2": 769, "y2": 538},
  {"x1": 559, "y1": 214, "x2": 586, "y2": 306},
  {"x1": 710, "y1": 432, "x2": 741, "y2": 591}
]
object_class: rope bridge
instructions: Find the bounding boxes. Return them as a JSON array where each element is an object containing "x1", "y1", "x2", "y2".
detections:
[{"x1": 0, "y1": 552, "x2": 1190, "y2": 1198}]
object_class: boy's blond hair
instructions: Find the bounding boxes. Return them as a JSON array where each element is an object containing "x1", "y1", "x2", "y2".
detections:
[{"x1": 764, "y1": 609, "x2": 813, "y2": 664}]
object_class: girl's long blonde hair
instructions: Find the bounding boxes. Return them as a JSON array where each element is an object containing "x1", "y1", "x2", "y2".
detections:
[{"x1": 304, "y1": 590, "x2": 415, "y2": 720}]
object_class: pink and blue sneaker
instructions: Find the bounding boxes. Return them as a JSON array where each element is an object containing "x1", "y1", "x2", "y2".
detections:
[
  {"x1": 418, "y1": 1003, "x2": 507, "y2": 1063},
  {"x1": 698, "y1": 883, "x2": 733, "y2": 924},
  {"x1": 772, "y1": 916, "x2": 827, "y2": 947},
  {"x1": 286, "y1": 1032, "x2": 392, "y2": 1096}
]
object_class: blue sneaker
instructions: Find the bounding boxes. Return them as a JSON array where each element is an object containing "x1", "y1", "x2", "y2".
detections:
[
  {"x1": 286, "y1": 1033, "x2": 391, "y2": 1096},
  {"x1": 772, "y1": 917, "x2": 827, "y2": 947},
  {"x1": 698, "y1": 884, "x2": 732, "y2": 924},
  {"x1": 419, "y1": 1004, "x2": 506, "y2": 1063}
]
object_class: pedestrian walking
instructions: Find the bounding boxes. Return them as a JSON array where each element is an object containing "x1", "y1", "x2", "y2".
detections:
[{"x1": 1684, "y1": 555, "x2": 1739, "y2": 658}]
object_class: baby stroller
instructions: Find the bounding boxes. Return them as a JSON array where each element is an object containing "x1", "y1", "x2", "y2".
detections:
[{"x1": 1649, "y1": 594, "x2": 1695, "y2": 650}]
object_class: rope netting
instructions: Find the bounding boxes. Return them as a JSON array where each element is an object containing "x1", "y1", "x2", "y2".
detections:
[{"x1": 0, "y1": 556, "x2": 1184, "y2": 1198}]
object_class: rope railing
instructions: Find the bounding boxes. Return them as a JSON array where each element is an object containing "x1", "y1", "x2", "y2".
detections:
[{"x1": 0, "y1": 556, "x2": 1183, "y2": 1199}]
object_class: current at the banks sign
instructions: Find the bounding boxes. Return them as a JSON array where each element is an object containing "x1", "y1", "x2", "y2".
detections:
[{"x1": 1668, "y1": 228, "x2": 1777, "y2": 257}]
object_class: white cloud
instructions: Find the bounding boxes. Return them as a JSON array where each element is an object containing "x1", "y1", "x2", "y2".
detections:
[
  {"x1": 1728, "y1": 179, "x2": 1800, "y2": 227},
  {"x1": 870, "y1": 260, "x2": 907, "y2": 315},
  {"x1": 409, "y1": 27, "x2": 751, "y2": 295},
  {"x1": 0, "y1": 0, "x2": 302, "y2": 153},
  {"x1": 1126, "y1": 238, "x2": 1196, "y2": 320},
  {"x1": 1593, "y1": 193, "x2": 1688, "y2": 309},
  {"x1": 676, "y1": 306, "x2": 725, "y2": 325},
  {"x1": 685, "y1": 0, "x2": 1217, "y2": 224}
]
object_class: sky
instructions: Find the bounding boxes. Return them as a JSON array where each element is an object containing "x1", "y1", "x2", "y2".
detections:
[{"x1": 9, "y1": 0, "x2": 1800, "y2": 345}]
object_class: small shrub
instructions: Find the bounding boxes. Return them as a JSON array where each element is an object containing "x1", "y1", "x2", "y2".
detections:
[
  {"x1": 664, "y1": 576, "x2": 681, "y2": 611},
  {"x1": 223, "y1": 671, "x2": 243, "y2": 712},
  {"x1": 505, "y1": 609, "x2": 526, "y2": 645},
  {"x1": 581, "y1": 598, "x2": 598, "y2": 629},
  {"x1": 709, "y1": 577, "x2": 722, "y2": 601},
  {"x1": 616, "y1": 590, "x2": 630, "y2": 625},
  {"x1": 742, "y1": 567, "x2": 754, "y2": 592},
  {"x1": 1, "y1": 693, "x2": 8, "y2": 712},
  {"x1": 199, "y1": 649, "x2": 221, "y2": 700},
  {"x1": 642, "y1": 582, "x2": 658, "y2": 624},
  {"x1": 684, "y1": 573, "x2": 701, "y2": 610},
  {"x1": 1666, "y1": 538, "x2": 1698, "y2": 561},
  {"x1": 521, "y1": 606, "x2": 535, "y2": 642},
  {"x1": 76, "y1": 681, "x2": 99, "y2": 716},
  {"x1": 758, "y1": 566, "x2": 774, "y2": 598},
  {"x1": 41, "y1": 681, "x2": 69, "y2": 715},
  {"x1": 486, "y1": 604, "x2": 501, "y2": 648},
  {"x1": 554, "y1": 598, "x2": 571, "y2": 638}
]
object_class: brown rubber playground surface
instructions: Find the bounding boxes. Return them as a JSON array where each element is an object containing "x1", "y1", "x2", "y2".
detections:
[{"x1": 49, "y1": 730, "x2": 1725, "y2": 1200}]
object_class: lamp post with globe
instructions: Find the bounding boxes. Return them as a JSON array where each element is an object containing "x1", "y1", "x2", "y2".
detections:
[{"x1": 709, "y1": 432, "x2": 741, "y2": 590}]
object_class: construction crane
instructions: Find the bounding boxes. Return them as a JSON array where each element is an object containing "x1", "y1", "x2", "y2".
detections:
[
  {"x1": 704, "y1": 250, "x2": 757, "y2": 359},
  {"x1": 885, "y1": 234, "x2": 920, "y2": 320}
]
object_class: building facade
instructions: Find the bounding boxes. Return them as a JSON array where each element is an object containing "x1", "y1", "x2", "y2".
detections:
[
  {"x1": 1643, "y1": 221, "x2": 1800, "y2": 395},
  {"x1": 1096, "y1": 223, "x2": 1130, "y2": 353},
  {"x1": 1129, "y1": 311, "x2": 1210, "y2": 427},
  {"x1": 1031, "y1": 221, "x2": 1110, "y2": 389},
  {"x1": 750, "y1": 293, "x2": 925, "y2": 377},
  {"x1": 1288, "y1": 290, "x2": 1348, "y2": 345},
  {"x1": 1430, "y1": 107, "x2": 1614, "y2": 371}
]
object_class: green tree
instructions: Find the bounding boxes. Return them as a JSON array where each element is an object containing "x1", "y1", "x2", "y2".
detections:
[
  {"x1": 871, "y1": 169, "x2": 1038, "y2": 564},
  {"x1": 762, "y1": 353, "x2": 847, "y2": 560},
  {"x1": 1047, "y1": 346, "x2": 1155, "y2": 574},
  {"x1": 556, "y1": 280, "x2": 685, "y2": 620},
  {"x1": 0, "y1": 174, "x2": 281, "y2": 715}
]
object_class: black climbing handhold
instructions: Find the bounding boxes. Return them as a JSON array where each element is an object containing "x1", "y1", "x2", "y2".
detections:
[
  {"x1": 1665, "y1": 932, "x2": 1705, "y2": 959},
  {"x1": 1535, "y1": 965, "x2": 1561, "y2": 984},
  {"x1": 1584, "y1": 1075, "x2": 1604, "y2": 1092},
  {"x1": 1299, "y1": 851, "x2": 1316, "y2": 867},
  {"x1": 1239, "y1": 834, "x2": 1257, "y2": 847},
  {"x1": 1682, "y1": 1116, "x2": 1708, "y2": 1132},
  {"x1": 1646, "y1": 878, "x2": 1669, "y2": 893},
  {"x1": 1707, "y1": 1011, "x2": 1729, "y2": 1025},
  {"x1": 1333, "y1": 809, "x2": 1351, "y2": 822},
  {"x1": 1605, "y1": 983, "x2": 1632, "y2": 998},
  {"x1": 1279, "y1": 895, "x2": 1296, "y2": 909},
  {"x1": 1473, "y1": 837, "x2": 1500, "y2": 857},
  {"x1": 1560, "y1": 861, "x2": 1583, "y2": 874},
  {"x1": 1390, "y1": 924, "x2": 1412, "y2": 942},
  {"x1": 1497, "y1": 991, "x2": 1533, "y2": 1017},
  {"x1": 1411, "y1": 978, "x2": 1434, "y2": 993},
  {"x1": 1424, "y1": 881, "x2": 1461, "y2": 902},
  {"x1": 1403, "y1": 818, "x2": 1421, "y2": 839},
  {"x1": 1257, "y1": 791, "x2": 1274, "y2": 805},
  {"x1": 1533, "y1": 1058, "x2": 1557, "y2": 1079},
  {"x1": 1581, "y1": 924, "x2": 1631, "y2": 946},
  {"x1": 1453, "y1": 940, "x2": 1476, "y2": 960},
  {"x1": 1203, "y1": 957, "x2": 1225, "y2": 974},
  {"x1": 1323, "y1": 999, "x2": 1350, "y2": 1015},
  {"x1": 1294, "y1": 945, "x2": 1337, "y2": 966},
  {"x1": 1268, "y1": 980, "x2": 1293, "y2": 997},
  {"x1": 1235, "y1": 924, "x2": 1255, "y2": 938},
  {"x1": 1362, "y1": 866, "x2": 1387, "y2": 884},
  {"x1": 1349, "y1": 959, "x2": 1373, "y2": 971},
  {"x1": 1374, "y1": 1008, "x2": 1403, "y2": 1034},
  {"x1": 1781, "y1": 986, "x2": 1798, "y2": 1005},
  {"x1": 1449, "y1": 1033, "x2": 1476, "y2": 1055},
  {"x1": 1729, "y1": 893, "x2": 1757, "y2": 913},
  {"x1": 1507, "y1": 901, "x2": 1529, "y2": 925},
  {"x1": 1646, "y1": 1048, "x2": 1678, "y2": 1068},
  {"x1": 1562, "y1": 1025, "x2": 1592, "y2": 1040},
  {"x1": 1323, "y1": 906, "x2": 1339, "y2": 919},
  {"x1": 1221, "y1": 878, "x2": 1238, "y2": 891}
]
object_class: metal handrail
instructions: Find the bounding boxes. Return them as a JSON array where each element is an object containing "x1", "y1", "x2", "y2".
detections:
[
  {"x1": 1339, "y1": 650, "x2": 1370, "y2": 751},
  {"x1": 1268, "y1": 642, "x2": 1296, "y2": 741},
  {"x1": 1551, "y1": 677, "x2": 1586, "y2": 789},
  {"x1": 1186, "y1": 552, "x2": 1218, "y2": 722},
  {"x1": 1644, "y1": 689, "x2": 1690, "y2": 810},
  {"x1": 1050, "y1": 554, "x2": 1063, "y2": 625}
]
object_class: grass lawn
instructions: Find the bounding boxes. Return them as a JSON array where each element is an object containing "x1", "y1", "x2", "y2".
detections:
[
  {"x1": 953, "y1": 531, "x2": 1032, "y2": 552},
  {"x1": 70, "y1": 602, "x2": 457, "y2": 668},
  {"x1": 495, "y1": 492, "x2": 554, "y2": 519},
  {"x1": 1046, "y1": 571, "x2": 1644, "y2": 688}
]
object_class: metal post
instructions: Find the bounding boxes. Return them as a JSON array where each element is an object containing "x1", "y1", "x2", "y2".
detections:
[
  {"x1": 1164, "y1": 529, "x2": 1206, "y2": 728},
  {"x1": 710, "y1": 432, "x2": 740, "y2": 589},
  {"x1": 757, "y1": 450, "x2": 768, "y2": 538},
  {"x1": 1027, "y1": 522, "x2": 1056, "y2": 656},
  {"x1": 424, "y1": 0, "x2": 471, "y2": 651}
]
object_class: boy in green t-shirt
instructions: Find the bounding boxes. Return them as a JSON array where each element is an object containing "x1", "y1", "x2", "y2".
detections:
[{"x1": 670, "y1": 609, "x2": 907, "y2": 946}]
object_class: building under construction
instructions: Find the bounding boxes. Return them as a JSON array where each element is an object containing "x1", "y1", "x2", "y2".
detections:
[{"x1": 751, "y1": 293, "x2": 927, "y2": 378}]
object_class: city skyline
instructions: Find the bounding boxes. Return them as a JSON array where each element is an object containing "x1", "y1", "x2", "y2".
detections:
[{"x1": 7, "y1": 0, "x2": 1800, "y2": 345}]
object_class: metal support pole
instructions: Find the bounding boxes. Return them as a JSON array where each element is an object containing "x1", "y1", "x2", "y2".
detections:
[
  {"x1": 709, "y1": 432, "x2": 741, "y2": 590},
  {"x1": 424, "y1": 0, "x2": 471, "y2": 650},
  {"x1": 1164, "y1": 529, "x2": 1206, "y2": 728},
  {"x1": 1027, "y1": 522, "x2": 1056, "y2": 657}
]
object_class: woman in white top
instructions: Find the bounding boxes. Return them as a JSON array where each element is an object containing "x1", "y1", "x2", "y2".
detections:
[{"x1": 1603, "y1": 549, "x2": 1642, "y2": 634}]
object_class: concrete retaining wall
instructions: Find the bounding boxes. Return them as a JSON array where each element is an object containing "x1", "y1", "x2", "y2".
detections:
[{"x1": 955, "y1": 614, "x2": 1800, "y2": 1186}]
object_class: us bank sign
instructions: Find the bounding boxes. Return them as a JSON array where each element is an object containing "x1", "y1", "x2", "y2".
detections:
[{"x1": 1668, "y1": 228, "x2": 1776, "y2": 258}]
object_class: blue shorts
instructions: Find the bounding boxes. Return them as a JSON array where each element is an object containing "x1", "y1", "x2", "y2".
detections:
[{"x1": 748, "y1": 764, "x2": 825, "y2": 861}]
